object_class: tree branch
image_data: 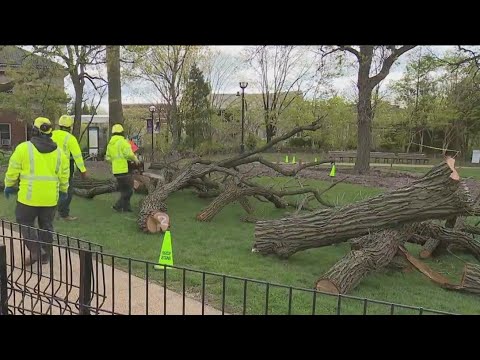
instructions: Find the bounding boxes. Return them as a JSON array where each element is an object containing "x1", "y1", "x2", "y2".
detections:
[{"x1": 369, "y1": 45, "x2": 416, "y2": 86}]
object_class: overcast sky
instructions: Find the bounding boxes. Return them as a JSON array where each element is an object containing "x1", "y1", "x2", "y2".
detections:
[{"x1": 69, "y1": 45, "x2": 458, "y2": 114}]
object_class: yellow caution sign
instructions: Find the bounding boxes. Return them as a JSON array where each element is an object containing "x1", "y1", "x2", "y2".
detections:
[{"x1": 154, "y1": 231, "x2": 174, "y2": 270}]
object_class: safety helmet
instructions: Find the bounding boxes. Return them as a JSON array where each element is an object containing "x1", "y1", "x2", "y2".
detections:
[
  {"x1": 112, "y1": 124, "x2": 124, "y2": 134},
  {"x1": 58, "y1": 115, "x2": 74, "y2": 128},
  {"x1": 33, "y1": 117, "x2": 53, "y2": 134}
]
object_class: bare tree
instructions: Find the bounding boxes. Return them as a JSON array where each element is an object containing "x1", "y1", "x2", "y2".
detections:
[
  {"x1": 200, "y1": 48, "x2": 241, "y2": 111},
  {"x1": 124, "y1": 46, "x2": 199, "y2": 149},
  {"x1": 32, "y1": 46, "x2": 107, "y2": 138},
  {"x1": 320, "y1": 46, "x2": 416, "y2": 173},
  {"x1": 246, "y1": 46, "x2": 314, "y2": 143}
]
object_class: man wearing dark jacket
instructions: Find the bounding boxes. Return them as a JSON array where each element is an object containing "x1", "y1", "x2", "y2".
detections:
[{"x1": 4, "y1": 117, "x2": 70, "y2": 266}]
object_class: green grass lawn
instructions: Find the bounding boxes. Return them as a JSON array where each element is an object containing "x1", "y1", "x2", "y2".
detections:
[
  {"x1": 203, "y1": 152, "x2": 480, "y2": 180},
  {"x1": 1, "y1": 177, "x2": 480, "y2": 315}
]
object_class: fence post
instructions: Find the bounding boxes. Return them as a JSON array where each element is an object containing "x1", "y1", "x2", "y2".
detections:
[
  {"x1": 79, "y1": 249, "x2": 93, "y2": 315},
  {"x1": 0, "y1": 245, "x2": 8, "y2": 315}
]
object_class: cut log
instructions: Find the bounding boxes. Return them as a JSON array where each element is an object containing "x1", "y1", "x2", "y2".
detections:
[
  {"x1": 409, "y1": 222, "x2": 480, "y2": 260},
  {"x1": 253, "y1": 158, "x2": 474, "y2": 258},
  {"x1": 444, "y1": 263, "x2": 480, "y2": 295},
  {"x1": 419, "y1": 236, "x2": 441, "y2": 259},
  {"x1": 145, "y1": 212, "x2": 170, "y2": 233},
  {"x1": 137, "y1": 164, "x2": 209, "y2": 232},
  {"x1": 71, "y1": 175, "x2": 153, "y2": 199},
  {"x1": 132, "y1": 174, "x2": 157, "y2": 195},
  {"x1": 72, "y1": 180, "x2": 118, "y2": 199},
  {"x1": 316, "y1": 228, "x2": 408, "y2": 294}
]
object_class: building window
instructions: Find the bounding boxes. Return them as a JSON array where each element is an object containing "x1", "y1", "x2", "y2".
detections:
[{"x1": 0, "y1": 123, "x2": 11, "y2": 146}]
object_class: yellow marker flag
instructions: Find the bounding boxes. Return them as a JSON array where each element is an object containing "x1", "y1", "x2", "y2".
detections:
[
  {"x1": 285, "y1": 155, "x2": 289, "y2": 163},
  {"x1": 329, "y1": 164, "x2": 336, "y2": 177},
  {"x1": 292, "y1": 156, "x2": 296, "y2": 164},
  {"x1": 154, "y1": 231, "x2": 174, "y2": 270}
]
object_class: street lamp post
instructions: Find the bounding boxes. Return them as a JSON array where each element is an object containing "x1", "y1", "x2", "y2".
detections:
[
  {"x1": 149, "y1": 105, "x2": 156, "y2": 161},
  {"x1": 239, "y1": 82, "x2": 248, "y2": 153}
]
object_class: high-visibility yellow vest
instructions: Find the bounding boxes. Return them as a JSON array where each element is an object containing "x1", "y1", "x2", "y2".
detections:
[
  {"x1": 105, "y1": 135, "x2": 138, "y2": 175},
  {"x1": 51, "y1": 129, "x2": 86, "y2": 173},
  {"x1": 4, "y1": 141, "x2": 70, "y2": 207}
]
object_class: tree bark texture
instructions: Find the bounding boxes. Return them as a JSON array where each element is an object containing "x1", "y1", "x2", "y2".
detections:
[
  {"x1": 253, "y1": 159, "x2": 473, "y2": 258},
  {"x1": 316, "y1": 228, "x2": 409, "y2": 294}
]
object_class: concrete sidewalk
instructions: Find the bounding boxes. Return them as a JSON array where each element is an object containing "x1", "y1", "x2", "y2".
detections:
[{"x1": 1, "y1": 225, "x2": 225, "y2": 315}]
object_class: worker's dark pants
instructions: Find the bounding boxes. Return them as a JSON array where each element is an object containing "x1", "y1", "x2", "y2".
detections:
[
  {"x1": 114, "y1": 174, "x2": 134, "y2": 211},
  {"x1": 58, "y1": 160, "x2": 75, "y2": 218},
  {"x1": 15, "y1": 202, "x2": 56, "y2": 260}
]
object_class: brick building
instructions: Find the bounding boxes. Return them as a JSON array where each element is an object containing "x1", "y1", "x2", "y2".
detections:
[{"x1": 0, "y1": 46, "x2": 67, "y2": 149}]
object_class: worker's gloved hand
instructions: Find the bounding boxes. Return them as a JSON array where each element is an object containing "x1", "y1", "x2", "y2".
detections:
[
  {"x1": 4, "y1": 187, "x2": 18, "y2": 199},
  {"x1": 80, "y1": 171, "x2": 88, "y2": 179},
  {"x1": 134, "y1": 158, "x2": 141, "y2": 165},
  {"x1": 59, "y1": 192, "x2": 68, "y2": 203}
]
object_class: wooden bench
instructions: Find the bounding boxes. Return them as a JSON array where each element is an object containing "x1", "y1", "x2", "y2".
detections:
[
  {"x1": 370, "y1": 152, "x2": 397, "y2": 163},
  {"x1": 328, "y1": 151, "x2": 429, "y2": 164},
  {"x1": 328, "y1": 151, "x2": 357, "y2": 163},
  {"x1": 396, "y1": 153, "x2": 429, "y2": 165}
]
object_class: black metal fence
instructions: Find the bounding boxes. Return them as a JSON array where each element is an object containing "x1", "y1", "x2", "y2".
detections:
[{"x1": 0, "y1": 219, "x2": 456, "y2": 315}]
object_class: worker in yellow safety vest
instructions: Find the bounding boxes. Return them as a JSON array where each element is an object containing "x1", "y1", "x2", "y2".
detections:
[
  {"x1": 105, "y1": 123, "x2": 140, "y2": 212},
  {"x1": 4, "y1": 117, "x2": 70, "y2": 266},
  {"x1": 51, "y1": 115, "x2": 87, "y2": 221}
]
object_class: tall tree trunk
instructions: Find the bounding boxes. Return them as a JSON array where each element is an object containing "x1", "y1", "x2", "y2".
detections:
[
  {"x1": 106, "y1": 45, "x2": 124, "y2": 136},
  {"x1": 253, "y1": 158, "x2": 473, "y2": 258},
  {"x1": 354, "y1": 46, "x2": 374, "y2": 174},
  {"x1": 72, "y1": 77, "x2": 84, "y2": 138}
]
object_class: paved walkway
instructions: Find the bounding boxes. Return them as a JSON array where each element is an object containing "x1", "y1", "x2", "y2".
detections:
[{"x1": 0, "y1": 225, "x2": 225, "y2": 315}]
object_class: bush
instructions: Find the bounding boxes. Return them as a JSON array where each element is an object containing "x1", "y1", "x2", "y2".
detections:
[
  {"x1": 246, "y1": 133, "x2": 259, "y2": 151},
  {"x1": 196, "y1": 141, "x2": 231, "y2": 156},
  {"x1": 288, "y1": 137, "x2": 312, "y2": 148}
]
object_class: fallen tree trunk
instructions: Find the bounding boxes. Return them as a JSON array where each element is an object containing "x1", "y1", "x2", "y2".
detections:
[
  {"x1": 71, "y1": 175, "x2": 151, "y2": 199},
  {"x1": 316, "y1": 228, "x2": 409, "y2": 294},
  {"x1": 137, "y1": 164, "x2": 212, "y2": 232},
  {"x1": 196, "y1": 183, "x2": 287, "y2": 222},
  {"x1": 353, "y1": 221, "x2": 480, "y2": 260},
  {"x1": 253, "y1": 158, "x2": 474, "y2": 258},
  {"x1": 409, "y1": 222, "x2": 480, "y2": 260},
  {"x1": 72, "y1": 181, "x2": 118, "y2": 198},
  {"x1": 444, "y1": 263, "x2": 480, "y2": 295}
]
